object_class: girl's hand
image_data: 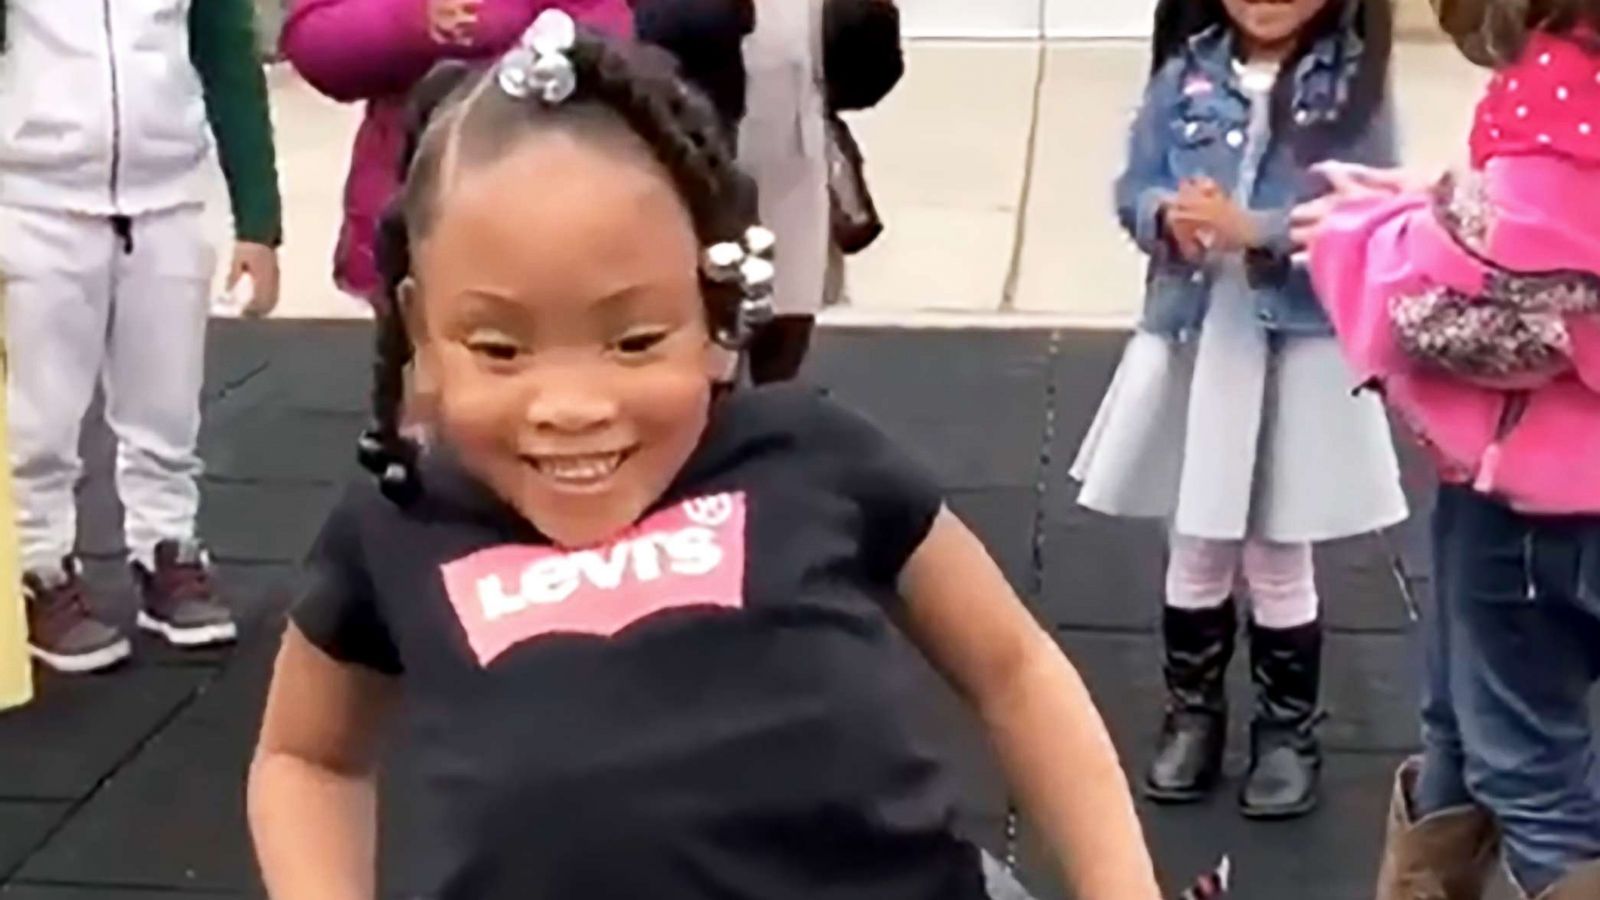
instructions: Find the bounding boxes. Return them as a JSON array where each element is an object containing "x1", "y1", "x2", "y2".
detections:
[
  {"x1": 428, "y1": 0, "x2": 482, "y2": 46},
  {"x1": 1161, "y1": 204, "x2": 1208, "y2": 264},
  {"x1": 1288, "y1": 194, "x2": 1340, "y2": 251},
  {"x1": 1312, "y1": 162, "x2": 1436, "y2": 200},
  {"x1": 1290, "y1": 164, "x2": 1440, "y2": 251},
  {"x1": 1168, "y1": 180, "x2": 1259, "y2": 253}
]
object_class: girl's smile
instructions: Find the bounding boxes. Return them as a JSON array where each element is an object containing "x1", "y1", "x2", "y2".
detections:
[{"x1": 522, "y1": 448, "x2": 638, "y2": 493}]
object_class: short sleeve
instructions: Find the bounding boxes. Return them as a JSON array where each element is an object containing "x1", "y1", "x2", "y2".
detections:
[
  {"x1": 291, "y1": 485, "x2": 404, "y2": 676},
  {"x1": 809, "y1": 394, "x2": 945, "y2": 583}
]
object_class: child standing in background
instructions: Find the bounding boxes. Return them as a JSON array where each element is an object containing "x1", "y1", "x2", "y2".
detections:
[
  {"x1": 635, "y1": 0, "x2": 903, "y2": 383},
  {"x1": 0, "y1": 0, "x2": 283, "y2": 673},
  {"x1": 282, "y1": 0, "x2": 633, "y2": 307},
  {"x1": 1303, "y1": 2, "x2": 1600, "y2": 896},
  {"x1": 1071, "y1": 0, "x2": 1407, "y2": 820}
]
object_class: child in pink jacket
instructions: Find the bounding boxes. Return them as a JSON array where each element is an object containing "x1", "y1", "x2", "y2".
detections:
[
  {"x1": 282, "y1": 0, "x2": 633, "y2": 304},
  {"x1": 1302, "y1": 10, "x2": 1600, "y2": 900}
]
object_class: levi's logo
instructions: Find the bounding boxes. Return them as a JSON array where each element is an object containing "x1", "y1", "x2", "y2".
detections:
[{"x1": 440, "y1": 493, "x2": 747, "y2": 666}]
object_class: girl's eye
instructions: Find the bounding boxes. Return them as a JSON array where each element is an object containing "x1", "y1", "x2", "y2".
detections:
[
  {"x1": 613, "y1": 330, "x2": 669, "y2": 356},
  {"x1": 466, "y1": 337, "x2": 523, "y2": 363}
]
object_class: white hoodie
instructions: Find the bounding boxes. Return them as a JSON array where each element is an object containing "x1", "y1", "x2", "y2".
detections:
[{"x1": 0, "y1": 0, "x2": 212, "y2": 217}]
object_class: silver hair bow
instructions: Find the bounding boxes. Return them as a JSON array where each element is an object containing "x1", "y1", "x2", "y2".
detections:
[
  {"x1": 704, "y1": 226, "x2": 778, "y2": 346},
  {"x1": 498, "y1": 10, "x2": 578, "y2": 104}
]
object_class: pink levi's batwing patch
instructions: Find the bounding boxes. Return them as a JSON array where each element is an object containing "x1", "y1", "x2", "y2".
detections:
[{"x1": 439, "y1": 493, "x2": 748, "y2": 666}]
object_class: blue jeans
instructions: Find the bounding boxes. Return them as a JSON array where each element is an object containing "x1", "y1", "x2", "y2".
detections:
[{"x1": 1416, "y1": 484, "x2": 1600, "y2": 895}]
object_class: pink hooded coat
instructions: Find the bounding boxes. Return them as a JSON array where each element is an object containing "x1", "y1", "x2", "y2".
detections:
[
  {"x1": 1309, "y1": 156, "x2": 1600, "y2": 515},
  {"x1": 282, "y1": 0, "x2": 633, "y2": 301},
  {"x1": 1311, "y1": 31, "x2": 1600, "y2": 515}
]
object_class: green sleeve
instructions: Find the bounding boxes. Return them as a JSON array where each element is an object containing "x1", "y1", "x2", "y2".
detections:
[{"x1": 189, "y1": 0, "x2": 283, "y2": 246}]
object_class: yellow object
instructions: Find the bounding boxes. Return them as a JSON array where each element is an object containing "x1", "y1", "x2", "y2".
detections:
[{"x1": 0, "y1": 276, "x2": 33, "y2": 711}]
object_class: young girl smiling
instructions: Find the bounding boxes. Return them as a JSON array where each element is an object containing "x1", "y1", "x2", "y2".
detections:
[{"x1": 248, "y1": 13, "x2": 1162, "y2": 899}]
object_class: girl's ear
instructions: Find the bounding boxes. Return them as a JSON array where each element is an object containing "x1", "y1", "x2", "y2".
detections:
[
  {"x1": 705, "y1": 338, "x2": 738, "y2": 384},
  {"x1": 398, "y1": 277, "x2": 424, "y2": 344}
]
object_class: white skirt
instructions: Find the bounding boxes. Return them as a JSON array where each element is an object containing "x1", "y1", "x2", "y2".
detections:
[{"x1": 1070, "y1": 268, "x2": 1409, "y2": 543}]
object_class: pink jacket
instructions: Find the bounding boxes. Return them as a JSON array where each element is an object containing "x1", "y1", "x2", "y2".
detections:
[
  {"x1": 1309, "y1": 153, "x2": 1600, "y2": 515},
  {"x1": 282, "y1": 0, "x2": 634, "y2": 301}
]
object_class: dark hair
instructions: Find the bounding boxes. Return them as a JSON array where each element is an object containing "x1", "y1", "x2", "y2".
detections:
[
  {"x1": 1149, "y1": 0, "x2": 1393, "y2": 163},
  {"x1": 1435, "y1": 0, "x2": 1600, "y2": 66},
  {"x1": 357, "y1": 28, "x2": 759, "y2": 505}
]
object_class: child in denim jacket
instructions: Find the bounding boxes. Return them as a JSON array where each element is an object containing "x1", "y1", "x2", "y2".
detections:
[{"x1": 1071, "y1": 0, "x2": 1406, "y2": 821}]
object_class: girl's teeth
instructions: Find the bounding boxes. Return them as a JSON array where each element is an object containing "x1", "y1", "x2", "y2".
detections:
[{"x1": 539, "y1": 453, "x2": 621, "y2": 481}]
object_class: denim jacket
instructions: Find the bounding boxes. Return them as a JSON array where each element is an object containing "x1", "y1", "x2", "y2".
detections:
[{"x1": 1114, "y1": 25, "x2": 1397, "y2": 340}]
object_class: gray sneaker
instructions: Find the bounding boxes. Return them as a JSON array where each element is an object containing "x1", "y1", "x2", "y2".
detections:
[
  {"x1": 24, "y1": 558, "x2": 132, "y2": 674},
  {"x1": 133, "y1": 539, "x2": 237, "y2": 648}
]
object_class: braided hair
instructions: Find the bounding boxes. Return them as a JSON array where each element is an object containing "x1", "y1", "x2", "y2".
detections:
[
  {"x1": 1150, "y1": 0, "x2": 1393, "y2": 165},
  {"x1": 358, "y1": 26, "x2": 760, "y2": 506}
]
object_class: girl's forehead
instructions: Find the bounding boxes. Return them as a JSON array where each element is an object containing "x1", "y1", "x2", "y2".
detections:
[
  {"x1": 414, "y1": 137, "x2": 702, "y2": 318},
  {"x1": 427, "y1": 138, "x2": 694, "y2": 259}
]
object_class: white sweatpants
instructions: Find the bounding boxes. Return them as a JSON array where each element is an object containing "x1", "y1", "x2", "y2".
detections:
[{"x1": 0, "y1": 204, "x2": 213, "y2": 573}]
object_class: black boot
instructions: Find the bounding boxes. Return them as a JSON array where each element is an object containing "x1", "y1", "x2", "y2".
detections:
[
  {"x1": 1146, "y1": 601, "x2": 1236, "y2": 803},
  {"x1": 1239, "y1": 619, "x2": 1323, "y2": 819}
]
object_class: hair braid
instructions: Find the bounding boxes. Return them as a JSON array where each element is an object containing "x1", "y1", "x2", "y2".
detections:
[
  {"x1": 562, "y1": 38, "x2": 758, "y2": 339},
  {"x1": 357, "y1": 205, "x2": 422, "y2": 505},
  {"x1": 359, "y1": 63, "x2": 479, "y2": 506}
]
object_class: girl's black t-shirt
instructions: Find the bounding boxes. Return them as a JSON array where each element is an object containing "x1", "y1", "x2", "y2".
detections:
[{"x1": 292, "y1": 385, "x2": 989, "y2": 900}]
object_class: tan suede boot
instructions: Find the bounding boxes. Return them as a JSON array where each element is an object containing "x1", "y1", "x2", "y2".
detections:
[
  {"x1": 1375, "y1": 758, "x2": 1500, "y2": 900},
  {"x1": 1525, "y1": 860, "x2": 1600, "y2": 900}
]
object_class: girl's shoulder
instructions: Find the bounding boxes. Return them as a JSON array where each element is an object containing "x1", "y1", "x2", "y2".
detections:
[
  {"x1": 712, "y1": 383, "x2": 893, "y2": 461},
  {"x1": 701, "y1": 383, "x2": 939, "y2": 505}
]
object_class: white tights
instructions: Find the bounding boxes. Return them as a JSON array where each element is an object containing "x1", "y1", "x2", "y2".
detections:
[{"x1": 1166, "y1": 533, "x2": 1319, "y2": 629}]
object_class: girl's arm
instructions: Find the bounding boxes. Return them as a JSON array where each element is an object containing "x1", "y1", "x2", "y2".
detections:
[
  {"x1": 1114, "y1": 57, "x2": 1186, "y2": 257},
  {"x1": 897, "y1": 509, "x2": 1163, "y2": 900},
  {"x1": 280, "y1": 0, "x2": 446, "y2": 102},
  {"x1": 1244, "y1": 99, "x2": 1401, "y2": 283},
  {"x1": 249, "y1": 625, "x2": 398, "y2": 900}
]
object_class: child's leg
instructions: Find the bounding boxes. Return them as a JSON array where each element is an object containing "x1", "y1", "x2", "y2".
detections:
[
  {"x1": 0, "y1": 206, "x2": 116, "y2": 573},
  {"x1": 1240, "y1": 540, "x2": 1318, "y2": 628},
  {"x1": 0, "y1": 207, "x2": 131, "y2": 671},
  {"x1": 1166, "y1": 533, "x2": 1242, "y2": 612},
  {"x1": 1436, "y1": 486, "x2": 1600, "y2": 896},
  {"x1": 1239, "y1": 539, "x2": 1322, "y2": 819},
  {"x1": 1147, "y1": 534, "x2": 1241, "y2": 802},
  {"x1": 102, "y1": 207, "x2": 211, "y2": 570},
  {"x1": 1416, "y1": 487, "x2": 1472, "y2": 815},
  {"x1": 1373, "y1": 485, "x2": 1501, "y2": 900}
]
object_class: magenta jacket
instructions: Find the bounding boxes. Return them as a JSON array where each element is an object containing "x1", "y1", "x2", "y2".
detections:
[
  {"x1": 1309, "y1": 31, "x2": 1600, "y2": 516},
  {"x1": 1309, "y1": 156, "x2": 1600, "y2": 515},
  {"x1": 282, "y1": 0, "x2": 634, "y2": 301}
]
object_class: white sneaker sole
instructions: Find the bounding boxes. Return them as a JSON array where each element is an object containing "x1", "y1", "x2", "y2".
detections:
[
  {"x1": 136, "y1": 612, "x2": 238, "y2": 648},
  {"x1": 29, "y1": 638, "x2": 133, "y2": 674}
]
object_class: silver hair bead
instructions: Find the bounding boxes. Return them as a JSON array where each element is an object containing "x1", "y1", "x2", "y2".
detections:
[{"x1": 497, "y1": 10, "x2": 578, "y2": 105}]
